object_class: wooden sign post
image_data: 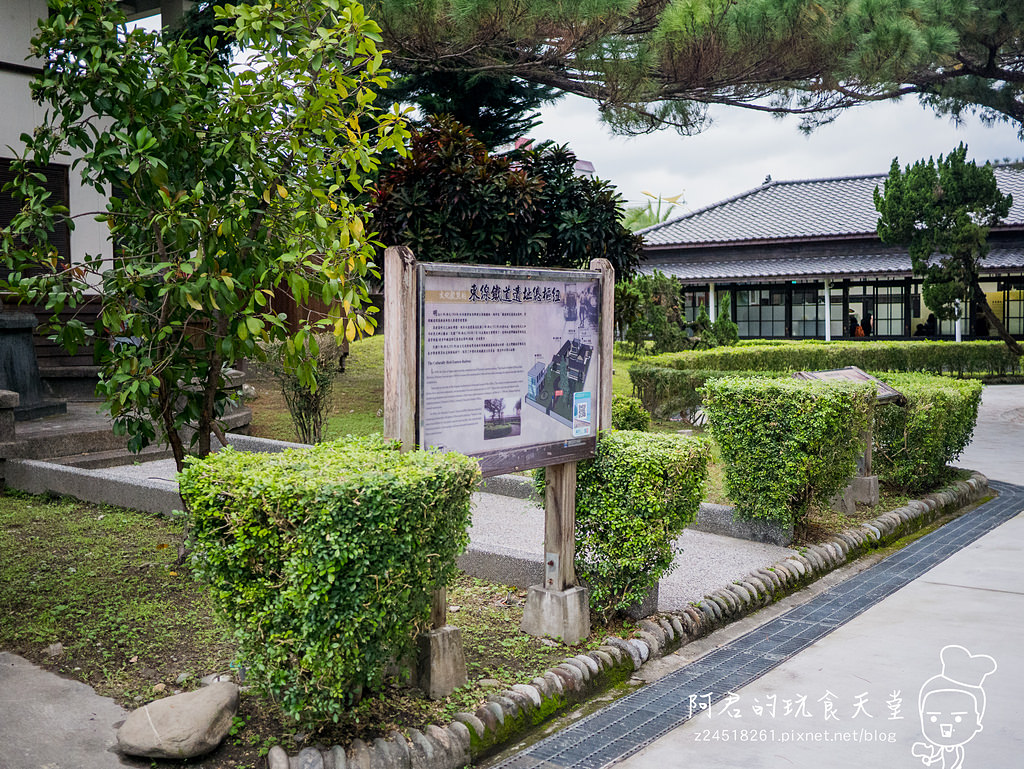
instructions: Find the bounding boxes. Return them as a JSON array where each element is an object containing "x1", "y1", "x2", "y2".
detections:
[
  {"x1": 387, "y1": 248, "x2": 613, "y2": 655},
  {"x1": 383, "y1": 245, "x2": 467, "y2": 699},
  {"x1": 520, "y1": 258, "x2": 613, "y2": 645}
]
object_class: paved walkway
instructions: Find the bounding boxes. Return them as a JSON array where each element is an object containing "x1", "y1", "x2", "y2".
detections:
[{"x1": 489, "y1": 385, "x2": 1024, "y2": 769}]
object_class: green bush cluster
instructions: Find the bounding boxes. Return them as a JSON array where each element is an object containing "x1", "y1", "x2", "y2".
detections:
[
  {"x1": 570, "y1": 430, "x2": 709, "y2": 621},
  {"x1": 178, "y1": 436, "x2": 480, "y2": 723},
  {"x1": 610, "y1": 395, "x2": 651, "y2": 431},
  {"x1": 631, "y1": 340, "x2": 1016, "y2": 415},
  {"x1": 873, "y1": 373, "x2": 983, "y2": 491},
  {"x1": 702, "y1": 378, "x2": 875, "y2": 527},
  {"x1": 629, "y1": 365, "x2": 790, "y2": 416},
  {"x1": 648, "y1": 339, "x2": 1019, "y2": 375}
]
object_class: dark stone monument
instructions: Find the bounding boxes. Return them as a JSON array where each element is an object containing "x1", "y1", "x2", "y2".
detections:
[{"x1": 0, "y1": 313, "x2": 67, "y2": 421}]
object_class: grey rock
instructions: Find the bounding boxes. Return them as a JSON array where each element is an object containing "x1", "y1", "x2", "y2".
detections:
[
  {"x1": 604, "y1": 636, "x2": 641, "y2": 670},
  {"x1": 267, "y1": 745, "x2": 290, "y2": 769},
  {"x1": 474, "y1": 704, "x2": 498, "y2": 734},
  {"x1": 199, "y1": 672, "x2": 232, "y2": 687},
  {"x1": 561, "y1": 657, "x2": 590, "y2": 681},
  {"x1": 597, "y1": 644, "x2": 624, "y2": 664},
  {"x1": 512, "y1": 683, "x2": 542, "y2": 708},
  {"x1": 681, "y1": 607, "x2": 704, "y2": 636},
  {"x1": 669, "y1": 616, "x2": 684, "y2": 639},
  {"x1": 756, "y1": 568, "x2": 782, "y2": 592},
  {"x1": 555, "y1": 663, "x2": 584, "y2": 689},
  {"x1": 405, "y1": 730, "x2": 435, "y2": 769},
  {"x1": 175, "y1": 672, "x2": 191, "y2": 685},
  {"x1": 634, "y1": 630, "x2": 662, "y2": 658},
  {"x1": 299, "y1": 746, "x2": 325, "y2": 769},
  {"x1": 116, "y1": 681, "x2": 239, "y2": 759},
  {"x1": 725, "y1": 584, "x2": 752, "y2": 608},
  {"x1": 477, "y1": 678, "x2": 501, "y2": 688},
  {"x1": 786, "y1": 557, "x2": 808, "y2": 577},
  {"x1": 638, "y1": 619, "x2": 666, "y2": 646},
  {"x1": 329, "y1": 744, "x2": 348, "y2": 769},
  {"x1": 386, "y1": 731, "x2": 411, "y2": 768},
  {"x1": 543, "y1": 670, "x2": 565, "y2": 695},
  {"x1": 572, "y1": 654, "x2": 600, "y2": 676},
  {"x1": 548, "y1": 666, "x2": 576, "y2": 693},
  {"x1": 425, "y1": 725, "x2": 453, "y2": 767},
  {"x1": 348, "y1": 739, "x2": 373, "y2": 769},
  {"x1": 452, "y1": 711, "x2": 486, "y2": 739},
  {"x1": 370, "y1": 738, "x2": 397, "y2": 769},
  {"x1": 505, "y1": 688, "x2": 534, "y2": 714},
  {"x1": 488, "y1": 694, "x2": 519, "y2": 718},
  {"x1": 627, "y1": 638, "x2": 650, "y2": 663},
  {"x1": 447, "y1": 721, "x2": 472, "y2": 765},
  {"x1": 591, "y1": 650, "x2": 613, "y2": 670},
  {"x1": 44, "y1": 642, "x2": 63, "y2": 658},
  {"x1": 484, "y1": 700, "x2": 505, "y2": 725}
]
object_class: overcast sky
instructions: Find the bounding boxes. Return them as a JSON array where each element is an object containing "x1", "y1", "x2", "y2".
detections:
[{"x1": 528, "y1": 95, "x2": 1024, "y2": 213}]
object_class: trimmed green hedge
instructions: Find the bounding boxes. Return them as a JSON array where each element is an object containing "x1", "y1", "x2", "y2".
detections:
[
  {"x1": 538, "y1": 430, "x2": 709, "y2": 621},
  {"x1": 702, "y1": 378, "x2": 875, "y2": 527},
  {"x1": 629, "y1": 365, "x2": 790, "y2": 416},
  {"x1": 610, "y1": 395, "x2": 651, "y2": 431},
  {"x1": 644, "y1": 340, "x2": 1020, "y2": 376},
  {"x1": 179, "y1": 436, "x2": 480, "y2": 723},
  {"x1": 873, "y1": 374, "x2": 983, "y2": 491}
]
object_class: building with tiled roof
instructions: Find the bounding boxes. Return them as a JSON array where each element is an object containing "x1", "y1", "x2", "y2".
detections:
[{"x1": 638, "y1": 170, "x2": 1024, "y2": 341}]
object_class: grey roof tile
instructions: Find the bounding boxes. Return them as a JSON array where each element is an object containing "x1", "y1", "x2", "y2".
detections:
[
  {"x1": 639, "y1": 247, "x2": 1024, "y2": 283},
  {"x1": 640, "y1": 168, "x2": 1024, "y2": 247}
]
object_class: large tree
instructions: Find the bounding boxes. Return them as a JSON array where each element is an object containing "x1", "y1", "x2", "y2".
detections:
[
  {"x1": 363, "y1": 0, "x2": 1024, "y2": 136},
  {"x1": 382, "y1": 70, "x2": 561, "y2": 150},
  {"x1": 370, "y1": 116, "x2": 641, "y2": 277},
  {"x1": 874, "y1": 144, "x2": 1020, "y2": 355},
  {"x1": 0, "y1": 0, "x2": 409, "y2": 468}
]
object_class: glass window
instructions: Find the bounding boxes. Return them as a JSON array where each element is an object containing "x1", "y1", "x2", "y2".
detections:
[{"x1": 734, "y1": 288, "x2": 787, "y2": 338}]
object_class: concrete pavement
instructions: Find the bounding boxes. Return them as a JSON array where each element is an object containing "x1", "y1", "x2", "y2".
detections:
[
  {"x1": 612, "y1": 498, "x2": 1024, "y2": 769},
  {"x1": 0, "y1": 652, "x2": 131, "y2": 769}
]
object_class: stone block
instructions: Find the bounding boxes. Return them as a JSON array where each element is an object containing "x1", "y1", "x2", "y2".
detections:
[
  {"x1": 830, "y1": 483, "x2": 856, "y2": 515},
  {"x1": 416, "y1": 625, "x2": 468, "y2": 700},
  {"x1": 521, "y1": 585, "x2": 590, "y2": 646},
  {"x1": 849, "y1": 474, "x2": 879, "y2": 506}
]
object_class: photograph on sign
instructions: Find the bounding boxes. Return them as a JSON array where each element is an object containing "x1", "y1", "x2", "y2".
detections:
[{"x1": 418, "y1": 264, "x2": 602, "y2": 475}]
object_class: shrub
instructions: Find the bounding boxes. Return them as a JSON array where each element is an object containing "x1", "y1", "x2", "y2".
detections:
[
  {"x1": 873, "y1": 374, "x2": 983, "y2": 491},
  {"x1": 610, "y1": 395, "x2": 651, "y2": 431},
  {"x1": 561, "y1": 430, "x2": 710, "y2": 622},
  {"x1": 647, "y1": 340, "x2": 1020, "y2": 377},
  {"x1": 629, "y1": 365, "x2": 789, "y2": 416},
  {"x1": 262, "y1": 333, "x2": 342, "y2": 444},
  {"x1": 702, "y1": 378, "x2": 875, "y2": 527},
  {"x1": 633, "y1": 340, "x2": 1017, "y2": 415},
  {"x1": 179, "y1": 437, "x2": 480, "y2": 723}
]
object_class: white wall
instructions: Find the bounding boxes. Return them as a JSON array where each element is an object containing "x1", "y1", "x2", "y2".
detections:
[{"x1": 1, "y1": 0, "x2": 113, "y2": 268}]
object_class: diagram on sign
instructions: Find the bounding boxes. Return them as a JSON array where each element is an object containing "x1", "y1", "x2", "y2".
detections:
[{"x1": 524, "y1": 282, "x2": 598, "y2": 432}]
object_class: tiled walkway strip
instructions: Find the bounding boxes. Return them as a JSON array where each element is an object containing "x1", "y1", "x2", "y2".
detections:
[{"x1": 492, "y1": 481, "x2": 1024, "y2": 769}]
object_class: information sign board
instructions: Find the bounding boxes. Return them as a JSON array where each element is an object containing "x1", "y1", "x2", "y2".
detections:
[{"x1": 418, "y1": 263, "x2": 604, "y2": 476}]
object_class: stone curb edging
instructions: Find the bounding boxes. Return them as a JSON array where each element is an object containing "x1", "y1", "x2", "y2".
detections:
[{"x1": 266, "y1": 471, "x2": 990, "y2": 769}]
